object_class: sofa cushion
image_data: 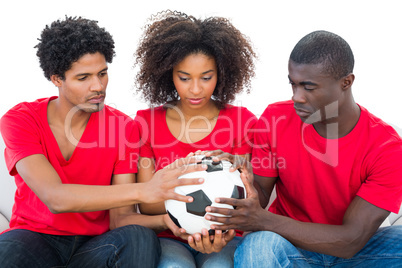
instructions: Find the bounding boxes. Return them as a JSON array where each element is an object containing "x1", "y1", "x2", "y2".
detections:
[
  {"x1": 0, "y1": 213, "x2": 9, "y2": 233},
  {"x1": 0, "y1": 138, "x2": 16, "y2": 221},
  {"x1": 392, "y1": 217, "x2": 402, "y2": 226}
]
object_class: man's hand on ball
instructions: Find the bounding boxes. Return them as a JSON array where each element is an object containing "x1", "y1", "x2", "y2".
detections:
[
  {"x1": 205, "y1": 172, "x2": 266, "y2": 232},
  {"x1": 188, "y1": 229, "x2": 236, "y2": 254},
  {"x1": 142, "y1": 156, "x2": 206, "y2": 204}
]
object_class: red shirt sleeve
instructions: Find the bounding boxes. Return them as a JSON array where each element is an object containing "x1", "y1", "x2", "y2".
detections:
[
  {"x1": 357, "y1": 140, "x2": 402, "y2": 213},
  {"x1": 0, "y1": 103, "x2": 45, "y2": 176}
]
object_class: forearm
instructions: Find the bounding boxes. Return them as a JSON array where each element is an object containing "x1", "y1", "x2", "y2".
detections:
[
  {"x1": 110, "y1": 211, "x2": 167, "y2": 233},
  {"x1": 16, "y1": 155, "x2": 146, "y2": 213},
  {"x1": 253, "y1": 180, "x2": 270, "y2": 208},
  {"x1": 44, "y1": 183, "x2": 146, "y2": 213},
  {"x1": 259, "y1": 212, "x2": 368, "y2": 258},
  {"x1": 139, "y1": 201, "x2": 166, "y2": 215}
]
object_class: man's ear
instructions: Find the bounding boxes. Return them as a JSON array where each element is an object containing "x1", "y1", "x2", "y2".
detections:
[
  {"x1": 341, "y1": 73, "x2": 355, "y2": 91},
  {"x1": 50, "y1": 75, "x2": 63, "y2": 87}
]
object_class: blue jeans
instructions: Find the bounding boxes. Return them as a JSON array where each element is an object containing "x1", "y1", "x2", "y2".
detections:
[
  {"x1": 234, "y1": 226, "x2": 402, "y2": 267},
  {"x1": 0, "y1": 224, "x2": 160, "y2": 268},
  {"x1": 158, "y1": 236, "x2": 241, "y2": 268}
]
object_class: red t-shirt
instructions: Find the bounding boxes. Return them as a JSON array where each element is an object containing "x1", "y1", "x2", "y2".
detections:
[
  {"x1": 0, "y1": 97, "x2": 139, "y2": 236},
  {"x1": 252, "y1": 100, "x2": 402, "y2": 224},
  {"x1": 135, "y1": 104, "x2": 257, "y2": 239}
]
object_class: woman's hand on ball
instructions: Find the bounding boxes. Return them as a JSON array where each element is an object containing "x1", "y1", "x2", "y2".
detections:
[
  {"x1": 188, "y1": 229, "x2": 236, "y2": 254},
  {"x1": 163, "y1": 213, "x2": 191, "y2": 240},
  {"x1": 202, "y1": 150, "x2": 252, "y2": 174}
]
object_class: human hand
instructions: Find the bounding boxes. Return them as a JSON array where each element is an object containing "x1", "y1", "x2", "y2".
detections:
[
  {"x1": 205, "y1": 168, "x2": 267, "y2": 232},
  {"x1": 188, "y1": 229, "x2": 236, "y2": 254},
  {"x1": 202, "y1": 150, "x2": 251, "y2": 174},
  {"x1": 141, "y1": 156, "x2": 206, "y2": 204},
  {"x1": 163, "y1": 213, "x2": 192, "y2": 241}
]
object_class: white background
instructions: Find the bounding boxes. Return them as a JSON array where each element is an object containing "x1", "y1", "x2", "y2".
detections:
[{"x1": 1, "y1": 0, "x2": 401, "y2": 130}]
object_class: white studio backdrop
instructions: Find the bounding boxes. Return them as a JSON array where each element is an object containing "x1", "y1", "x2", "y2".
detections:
[{"x1": 0, "y1": 0, "x2": 401, "y2": 132}]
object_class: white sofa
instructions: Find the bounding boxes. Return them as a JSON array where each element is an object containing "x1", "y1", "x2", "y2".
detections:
[{"x1": 0, "y1": 134, "x2": 401, "y2": 233}]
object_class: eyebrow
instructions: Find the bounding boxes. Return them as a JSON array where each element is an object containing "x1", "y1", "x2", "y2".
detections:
[
  {"x1": 288, "y1": 75, "x2": 318, "y2": 86},
  {"x1": 178, "y1": 70, "x2": 215, "y2": 75},
  {"x1": 75, "y1": 67, "x2": 108, "y2": 77}
]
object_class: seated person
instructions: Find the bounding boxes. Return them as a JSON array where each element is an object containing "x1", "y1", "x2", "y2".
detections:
[{"x1": 0, "y1": 16, "x2": 204, "y2": 268}]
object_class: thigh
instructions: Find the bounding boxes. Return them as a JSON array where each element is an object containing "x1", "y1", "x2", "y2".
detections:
[
  {"x1": 68, "y1": 225, "x2": 160, "y2": 268},
  {"x1": 158, "y1": 238, "x2": 196, "y2": 268},
  {"x1": 195, "y1": 235, "x2": 241, "y2": 268},
  {"x1": 234, "y1": 231, "x2": 316, "y2": 268},
  {"x1": 0, "y1": 229, "x2": 66, "y2": 268}
]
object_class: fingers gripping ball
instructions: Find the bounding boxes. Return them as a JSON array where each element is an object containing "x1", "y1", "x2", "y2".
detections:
[{"x1": 165, "y1": 156, "x2": 246, "y2": 235}]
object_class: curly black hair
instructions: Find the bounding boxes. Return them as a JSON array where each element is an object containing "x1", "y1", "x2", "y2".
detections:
[
  {"x1": 134, "y1": 10, "x2": 256, "y2": 109},
  {"x1": 35, "y1": 16, "x2": 115, "y2": 80},
  {"x1": 290, "y1": 30, "x2": 354, "y2": 80}
]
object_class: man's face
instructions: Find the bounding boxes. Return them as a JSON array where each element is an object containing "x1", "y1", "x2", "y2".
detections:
[
  {"x1": 56, "y1": 52, "x2": 108, "y2": 113},
  {"x1": 288, "y1": 60, "x2": 344, "y2": 124}
]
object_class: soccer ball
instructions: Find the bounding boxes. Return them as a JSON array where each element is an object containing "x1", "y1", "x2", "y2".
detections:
[{"x1": 165, "y1": 156, "x2": 246, "y2": 235}]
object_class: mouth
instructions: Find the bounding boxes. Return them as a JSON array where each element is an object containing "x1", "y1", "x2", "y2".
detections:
[
  {"x1": 188, "y1": 98, "x2": 204, "y2": 105},
  {"x1": 88, "y1": 95, "x2": 105, "y2": 104},
  {"x1": 294, "y1": 106, "x2": 311, "y2": 118}
]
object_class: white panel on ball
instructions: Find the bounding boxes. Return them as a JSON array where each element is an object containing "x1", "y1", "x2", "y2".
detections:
[{"x1": 165, "y1": 157, "x2": 246, "y2": 235}]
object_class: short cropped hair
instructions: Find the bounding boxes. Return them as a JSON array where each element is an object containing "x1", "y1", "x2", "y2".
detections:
[
  {"x1": 290, "y1": 30, "x2": 354, "y2": 79},
  {"x1": 35, "y1": 16, "x2": 115, "y2": 80},
  {"x1": 134, "y1": 10, "x2": 256, "y2": 108}
]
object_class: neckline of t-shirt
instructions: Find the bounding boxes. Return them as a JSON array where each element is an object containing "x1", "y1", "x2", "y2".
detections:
[
  {"x1": 305, "y1": 104, "x2": 364, "y2": 144},
  {"x1": 44, "y1": 96, "x2": 95, "y2": 165}
]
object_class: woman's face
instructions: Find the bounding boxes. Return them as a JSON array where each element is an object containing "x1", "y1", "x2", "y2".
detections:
[{"x1": 173, "y1": 53, "x2": 218, "y2": 110}]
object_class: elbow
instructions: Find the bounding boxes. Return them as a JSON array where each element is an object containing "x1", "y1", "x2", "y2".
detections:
[
  {"x1": 339, "y1": 242, "x2": 366, "y2": 259},
  {"x1": 334, "y1": 235, "x2": 367, "y2": 259},
  {"x1": 41, "y1": 192, "x2": 70, "y2": 214},
  {"x1": 46, "y1": 202, "x2": 67, "y2": 214},
  {"x1": 338, "y1": 250, "x2": 359, "y2": 259}
]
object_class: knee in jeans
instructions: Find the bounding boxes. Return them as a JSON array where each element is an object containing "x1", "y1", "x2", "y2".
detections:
[
  {"x1": 119, "y1": 225, "x2": 159, "y2": 249},
  {"x1": 238, "y1": 231, "x2": 288, "y2": 253}
]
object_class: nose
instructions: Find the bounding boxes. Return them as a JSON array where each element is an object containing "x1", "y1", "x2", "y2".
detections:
[
  {"x1": 189, "y1": 80, "x2": 202, "y2": 95},
  {"x1": 291, "y1": 86, "x2": 306, "y2": 104},
  {"x1": 90, "y1": 76, "x2": 104, "y2": 92}
]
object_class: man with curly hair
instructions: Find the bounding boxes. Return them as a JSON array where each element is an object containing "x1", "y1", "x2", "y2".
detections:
[{"x1": 0, "y1": 16, "x2": 205, "y2": 267}]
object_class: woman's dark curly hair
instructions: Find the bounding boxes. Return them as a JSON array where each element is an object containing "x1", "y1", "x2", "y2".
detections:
[
  {"x1": 134, "y1": 10, "x2": 256, "y2": 109},
  {"x1": 35, "y1": 16, "x2": 115, "y2": 80}
]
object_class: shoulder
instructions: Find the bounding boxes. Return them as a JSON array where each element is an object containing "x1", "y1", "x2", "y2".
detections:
[
  {"x1": 135, "y1": 105, "x2": 164, "y2": 119},
  {"x1": 1, "y1": 97, "x2": 52, "y2": 129},
  {"x1": 134, "y1": 106, "x2": 165, "y2": 132},
  {"x1": 221, "y1": 104, "x2": 257, "y2": 119},
  {"x1": 260, "y1": 100, "x2": 295, "y2": 118},
  {"x1": 103, "y1": 105, "x2": 133, "y2": 120},
  {"x1": 360, "y1": 105, "x2": 402, "y2": 144},
  {"x1": 2, "y1": 97, "x2": 51, "y2": 115}
]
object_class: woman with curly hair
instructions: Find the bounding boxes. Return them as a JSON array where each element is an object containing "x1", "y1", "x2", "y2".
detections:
[{"x1": 133, "y1": 10, "x2": 258, "y2": 267}]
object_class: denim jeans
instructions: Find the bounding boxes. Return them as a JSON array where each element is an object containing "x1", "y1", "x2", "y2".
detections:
[
  {"x1": 158, "y1": 236, "x2": 241, "y2": 268},
  {"x1": 234, "y1": 226, "x2": 402, "y2": 268},
  {"x1": 0, "y1": 224, "x2": 160, "y2": 268}
]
